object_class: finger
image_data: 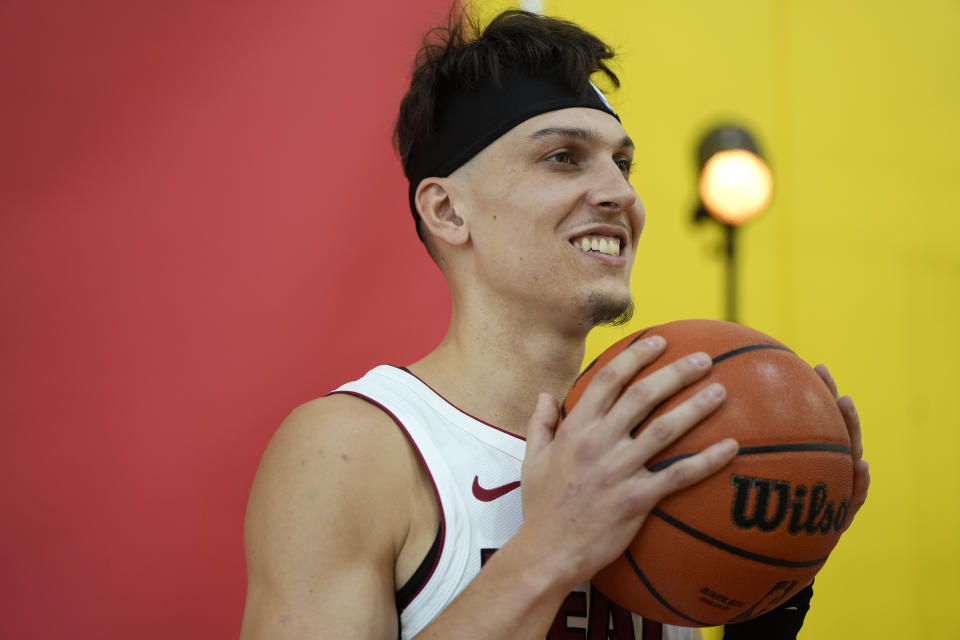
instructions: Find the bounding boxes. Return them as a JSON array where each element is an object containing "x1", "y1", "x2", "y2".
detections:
[
  {"x1": 642, "y1": 437, "x2": 739, "y2": 503},
  {"x1": 602, "y1": 351, "x2": 714, "y2": 440},
  {"x1": 626, "y1": 382, "x2": 727, "y2": 467},
  {"x1": 843, "y1": 459, "x2": 870, "y2": 531},
  {"x1": 570, "y1": 335, "x2": 667, "y2": 422},
  {"x1": 814, "y1": 364, "x2": 839, "y2": 400},
  {"x1": 593, "y1": 382, "x2": 725, "y2": 480},
  {"x1": 526, "y1": 393, "x2": 560, "y2": 458},
  {"x1": 838, "y1": 395, "x2": 863, "y2": 461}
]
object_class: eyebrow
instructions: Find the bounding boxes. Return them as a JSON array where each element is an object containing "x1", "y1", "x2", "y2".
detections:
[{"x1": 528, "y1": 126, "x2": 634, "y2": 150}]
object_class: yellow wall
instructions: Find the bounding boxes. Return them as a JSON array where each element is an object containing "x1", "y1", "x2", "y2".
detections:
[{"x1": 532, "y1": 1, "x2": 960, "y2": 637}]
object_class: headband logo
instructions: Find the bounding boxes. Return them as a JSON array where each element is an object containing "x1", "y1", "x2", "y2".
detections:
[{"x1": 590, "y1": 82, "x2": 615, "y2": 114}]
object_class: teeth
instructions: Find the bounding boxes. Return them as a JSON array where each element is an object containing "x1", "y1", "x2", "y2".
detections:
[{"x1": 573, "y1": 236, "x2": 621, "y2": 256}]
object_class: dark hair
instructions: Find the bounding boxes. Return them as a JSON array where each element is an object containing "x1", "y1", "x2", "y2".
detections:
[{"x1": 394, "y1": 7, "x2": 620, "y2": 243}]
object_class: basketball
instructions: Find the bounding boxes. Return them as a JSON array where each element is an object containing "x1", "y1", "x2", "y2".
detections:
[{"x1": 561, "y1": 319, "x2": 854, "y2": 626}]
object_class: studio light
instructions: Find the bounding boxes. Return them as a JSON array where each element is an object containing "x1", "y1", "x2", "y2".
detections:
[
  {"x1": 697, "y1": 126, "x2": 772, "y2": 226},
  {"x1": 693, "y1": 125, "x2": 773, "y2": 322}
]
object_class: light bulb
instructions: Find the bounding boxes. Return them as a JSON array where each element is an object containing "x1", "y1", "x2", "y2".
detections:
[{"x1": 698, "y1": 149, "x2": 773, "y2": 225}]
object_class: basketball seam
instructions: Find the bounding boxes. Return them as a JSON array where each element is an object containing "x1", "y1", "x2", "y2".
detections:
[
  {"x1": 648, "y1": 443, "x2": 853, "y2": 472},
  {"x1": 629, "y1": 343, "x2": 796, "y2": 437},
  {"x1": 711, "y1": 343, "x2": 793, "y2": 364},
  {"x1": 623, "y1": 548, "x2": 712, "y2": 627},
  {"x1": 650, "y1": 508, "x2": 829, "y2": 568}
]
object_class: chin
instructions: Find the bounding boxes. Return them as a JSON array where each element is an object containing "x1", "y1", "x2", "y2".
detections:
[{"x1": 582, "y1": 292, "x2": 635, "y2": 327}]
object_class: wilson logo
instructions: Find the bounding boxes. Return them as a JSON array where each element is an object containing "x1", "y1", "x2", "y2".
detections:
[{"x1": 730, "y1": 474, "x2": 849, "y2": 535}]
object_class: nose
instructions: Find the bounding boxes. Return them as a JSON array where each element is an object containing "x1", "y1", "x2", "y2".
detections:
[
  {"x1": 586, "y1": 159, "x2": 638, "y2": 212},
  {"x1": 585, "y1": 158, "x2": 645, "y2": 238}
]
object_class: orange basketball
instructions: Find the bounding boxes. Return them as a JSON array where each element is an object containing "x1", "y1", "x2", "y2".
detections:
[{"x1": 561, "y1": 319, "x2": 853, "y2": 626}]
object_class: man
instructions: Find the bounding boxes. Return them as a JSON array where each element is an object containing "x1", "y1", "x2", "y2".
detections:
[{"x1": 239, "y1": 9, "x2": 869, "y2": 639}]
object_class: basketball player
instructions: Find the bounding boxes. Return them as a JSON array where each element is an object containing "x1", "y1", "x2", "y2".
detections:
[{"x1": 239, "y1": 9, "x2": 869, "y2": 640}]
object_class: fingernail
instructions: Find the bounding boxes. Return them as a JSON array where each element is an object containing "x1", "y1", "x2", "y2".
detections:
[
  {"x1": 719, "y1": 438, "x2": 739, "y2": 454},
  {"x1": 705, "y1": 383, "x2": 726, "y2": 399},
  {"x1": 689, "y1": 352, "x2": 711, "y2": 368},
  {"x1": 644, "y1": 335, "x2": 665, "y2": 348}
]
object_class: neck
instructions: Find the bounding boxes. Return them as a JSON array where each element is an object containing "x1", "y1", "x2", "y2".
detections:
[{"x1": 407, "y1": 295, "x2": 591, "y2": 438}]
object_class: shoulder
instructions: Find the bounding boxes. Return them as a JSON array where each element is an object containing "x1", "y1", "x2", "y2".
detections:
[
  {"x1": 244, "y1": 392, "x2": 430, "y2": 579},
  {"x1": 249, "y1": 392, "x2": 418, "y2": 529},
  {"x1": 268, "y1": 392, "x2": 405, "y2": 464}
]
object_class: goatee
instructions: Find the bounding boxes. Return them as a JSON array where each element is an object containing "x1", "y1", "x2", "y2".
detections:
[{"x1": 584, "y1": 292, "x2": 635, "y2": 327}]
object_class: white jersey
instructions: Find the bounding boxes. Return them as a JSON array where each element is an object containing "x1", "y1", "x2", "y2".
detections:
[{"x1": 333, "y1": 365, "x2": 696, "y2": 640}]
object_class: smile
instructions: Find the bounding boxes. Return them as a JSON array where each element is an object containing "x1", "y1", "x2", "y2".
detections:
[{"x1": 570, "y1": 235, "x2": 621, "y2": 257}]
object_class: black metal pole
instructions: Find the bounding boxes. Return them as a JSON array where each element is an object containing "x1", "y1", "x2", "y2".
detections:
[{"x1": 725, "y1": 223, "x2": 738, "y2": 323}]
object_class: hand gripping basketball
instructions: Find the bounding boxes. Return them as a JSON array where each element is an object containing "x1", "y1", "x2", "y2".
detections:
[
  {"x1": 814, "y1": 363, "x2": 870, "y2": 534},
  {"x1": 519, "y1": 331, "x2": 739, "y2": 595}
]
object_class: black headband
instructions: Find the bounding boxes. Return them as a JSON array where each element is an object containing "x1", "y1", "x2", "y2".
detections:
[{"x1": 403, "y1": 71, "x2": 620, "y2": 222}]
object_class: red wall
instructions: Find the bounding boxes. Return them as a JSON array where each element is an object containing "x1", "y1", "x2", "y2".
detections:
[{"x1": 0, "y1": 1, "x2": 451, "y2": 637}]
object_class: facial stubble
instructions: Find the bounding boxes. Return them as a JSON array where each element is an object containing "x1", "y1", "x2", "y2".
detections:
[{"x1": 584, "y1": 291, "x2": 635, "y2": 327}]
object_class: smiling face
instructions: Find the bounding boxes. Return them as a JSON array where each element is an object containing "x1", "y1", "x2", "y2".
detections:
[{"x1": 443, "y1": 107, "x2": 645, "y2": 332}]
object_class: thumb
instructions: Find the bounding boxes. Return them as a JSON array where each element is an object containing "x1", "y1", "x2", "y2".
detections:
[{"x1": 526, "y1": 392, "x2": 559, "y2": 457}]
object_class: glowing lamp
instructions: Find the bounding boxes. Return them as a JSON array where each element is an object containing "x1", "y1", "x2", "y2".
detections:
[{"x1": 696, "y1": 126, "x2": 772, "y2": 226}]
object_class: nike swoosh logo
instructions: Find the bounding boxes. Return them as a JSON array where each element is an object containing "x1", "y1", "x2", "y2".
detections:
[{"x1": 472, "y1": 476, "x2": 521, "y2": 502}]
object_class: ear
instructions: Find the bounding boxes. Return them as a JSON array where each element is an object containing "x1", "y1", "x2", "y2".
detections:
[{"x1": 415, "y1": 178, "x2": 469, "y2": 247}]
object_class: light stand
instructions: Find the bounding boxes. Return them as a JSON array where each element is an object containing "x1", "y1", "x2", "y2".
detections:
[{"x1": 694, "y1": 125, "x2": 773, "y2": 323}]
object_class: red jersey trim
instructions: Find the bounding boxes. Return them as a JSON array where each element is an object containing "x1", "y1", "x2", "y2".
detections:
[{"x1": 396, "y1": 366, "x2": 526, "y2": 442}]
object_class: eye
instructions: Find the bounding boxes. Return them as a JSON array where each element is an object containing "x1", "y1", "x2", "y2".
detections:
[
  {"x1": 546, "y1": 151, "x2": 575, "y2": 165},
  {"x1": 615, "y1": 156, "x2": 634, "y2": 176}
]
